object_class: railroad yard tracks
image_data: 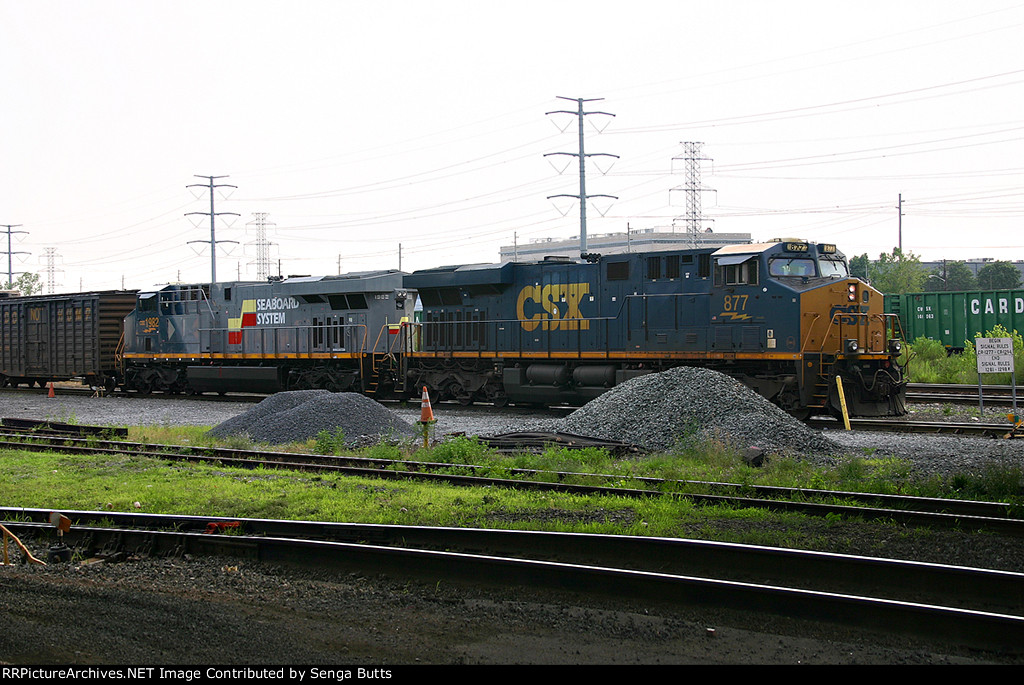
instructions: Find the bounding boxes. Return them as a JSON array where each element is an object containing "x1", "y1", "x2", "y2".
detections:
[
  {"x1": 807, "y1": 415, "x2": 1023, "y2": 438},
  {"x1": 907, "y1": 382, "x2": 1021, "y2": 407},
  {"x1": 3, "y1": 506, "x2": 1024, "y2": 654},
  {"x1": 0, "y1": 425, "x2": 1020, "y2": 533},
  {"x1": 5, "y1": 417, "x2": 1024, "y2": 656}
]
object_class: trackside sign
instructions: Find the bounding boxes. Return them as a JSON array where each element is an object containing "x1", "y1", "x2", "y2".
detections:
[{"x1": 976, "y1": 337, "x2": 1015, "y2": 374}]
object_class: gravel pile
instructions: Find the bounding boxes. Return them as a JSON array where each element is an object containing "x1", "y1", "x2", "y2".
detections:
[
  {"x1": 208, "y1": 390, "x2": 417, "y2": 445},
  {"x1": 558, "y1": 366, "x2": 839, "y2": 456}
]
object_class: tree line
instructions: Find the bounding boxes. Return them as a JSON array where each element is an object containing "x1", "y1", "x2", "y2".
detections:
[
  {"x1": 848, "y1": 249, "x2": 1022, "y2": 294},
  {"x1": 2, "y1": 273, "x2": 42, "y2": 295}
]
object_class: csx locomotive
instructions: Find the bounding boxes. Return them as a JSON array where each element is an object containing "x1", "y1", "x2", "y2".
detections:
[
  {"x1": 0, "y1": 239, "x2": 907, "y2": 417},
  {"x1": 404, "y1": 239, "x2": 906, "y2": 417}
]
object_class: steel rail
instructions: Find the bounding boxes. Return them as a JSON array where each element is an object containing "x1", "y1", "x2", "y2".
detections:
[
  {"x1": 907, "y1": 383, "x2": 1020, "y2": 407},
  {"x1": 4, "y1": 510, "x2": 1024, "y2": 653},
  {"x1": 808, "y1": 416, "x2": 1018, "y2": 437},
  {"x1": 0, "y1": 425, "x2": 1012, "y2": 517},
  {"x1": 1, "y1": 434, "x2": 1021, "y2": 533}
]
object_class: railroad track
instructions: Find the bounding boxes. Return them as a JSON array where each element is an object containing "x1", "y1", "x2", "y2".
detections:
[
  {"x1": 0, "y1": 385, "x2": 269, "y2": 403},
  {"x1": 3, "y1": 507, "x2": 1023, "y2": 654},
  {"x1": 808, "y1": 415, "x2": 1023, "y2": 438},
  {"x1": 908, "y1": 382, "x2": 1022, "y2": 407},
  {"x1": 1, "y1": 425, "x2": 1021, "y2": 534}
]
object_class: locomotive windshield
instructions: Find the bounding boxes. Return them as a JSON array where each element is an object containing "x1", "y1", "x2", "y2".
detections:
[
  {"x1": 819, "y1": 257, "x2": 848, "y2": 278},
  {"x1": 769, "y1": 258, "x2": 816, "y2": 278},
  {"x1": 768, "y1": 256, "x2": 849, "y2": 279}
]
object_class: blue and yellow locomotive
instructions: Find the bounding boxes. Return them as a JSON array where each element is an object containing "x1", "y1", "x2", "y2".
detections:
[{"x1": 402, "y1": 239, "x2": 906, "y2": 417}]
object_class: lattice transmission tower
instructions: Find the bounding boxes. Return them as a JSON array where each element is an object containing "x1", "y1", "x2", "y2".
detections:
[
  {"x1": 673, "y1": 142, "x2": 714, "y2": 246},
  {"x1": 247, "y1": 212, "x2": 276, "y2": 281}
]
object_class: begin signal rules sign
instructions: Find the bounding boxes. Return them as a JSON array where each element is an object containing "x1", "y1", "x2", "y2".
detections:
[{"x1": 975, "y1": 337, "x2": 1015, "y2": 374}]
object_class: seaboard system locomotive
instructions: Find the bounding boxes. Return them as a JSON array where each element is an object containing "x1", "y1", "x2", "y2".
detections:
[
  {"x1": 0, "y1": 239, "x2": 907, "y2": 418},
  {"x1": 120, "y1": 271, "x2": 413, "y2": 397}
]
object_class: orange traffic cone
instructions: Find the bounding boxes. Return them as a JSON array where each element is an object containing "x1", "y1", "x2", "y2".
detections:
[
  {"x1": 419, "y1": 386, "x2": 435, "y2": 423},
  {"x1": 47, "y1": 382, "x2": 55, "y2": 398}
]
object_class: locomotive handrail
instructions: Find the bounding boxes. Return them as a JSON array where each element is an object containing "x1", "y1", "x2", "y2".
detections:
[
  {"x1": 369, "y1": 322, "x2": 406, "y2": 356},
  {"x1": 806, "y1": 311, "x2": 902, "y2": 355},
  {"x1": 405, "y1": 314, "x2": 619, "y2": 359},
  {"x1": 197, "y1": 322, "x2": 370, "y2": 356},
  {"x1": 157, "y1": 285, "x2": 216, "y2": 318},
  {"x1": 114, "y1": 331, "x2": 126, "y2": 376}
]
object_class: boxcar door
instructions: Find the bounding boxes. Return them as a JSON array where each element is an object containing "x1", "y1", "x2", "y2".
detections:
[{"x1": 24, "y1": 304, "x2": 47, "y2": 375}]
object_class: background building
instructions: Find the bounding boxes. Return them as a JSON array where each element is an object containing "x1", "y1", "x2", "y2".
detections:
[{"x1": 499, "y1": 229, "x2": 752, "y2": 262}]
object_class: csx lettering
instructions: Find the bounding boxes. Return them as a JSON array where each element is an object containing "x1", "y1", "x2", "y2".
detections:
[
  {"x1": 830, "y1": 304, "x2": 863, "y2": 326},
  {"x1": 516, "y1": 283, "x2": 590, "y2": 331}
]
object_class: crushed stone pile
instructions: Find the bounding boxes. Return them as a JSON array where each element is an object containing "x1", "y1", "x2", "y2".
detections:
[
  {"x1": 558, "y1": 366, "x2": 840, "y2": 456},
  {"x1": 208, "y1": 390, "x2": 417, "y2": 445}
]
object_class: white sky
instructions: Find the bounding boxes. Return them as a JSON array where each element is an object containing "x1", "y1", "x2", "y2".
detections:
[{"x1": 3, "y1": 0, "x2": 1024, "y2": 293}]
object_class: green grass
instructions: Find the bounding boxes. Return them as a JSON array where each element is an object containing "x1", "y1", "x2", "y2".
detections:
[
  {"x1": 903, "y1": 325, "x2": 1024, "y2": 385},
  {"x1": 3, "y1": 423, "x2": 1024, "y2": 548}
]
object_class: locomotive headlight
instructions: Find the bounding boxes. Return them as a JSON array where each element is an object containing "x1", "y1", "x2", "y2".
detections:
[
  {"x1": 847, "y1": 283, "x2": 857, "y2": 302},
  {"x1": 888, "y1": 338, "x2": 903, "y2": 356},
  {"x1": 844, "y1": 339, "x2": 860, "y2": 354}
]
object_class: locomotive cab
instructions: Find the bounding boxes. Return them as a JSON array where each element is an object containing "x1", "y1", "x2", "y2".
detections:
[{"x1": 719, "y1": 239, "x2": 906, "y2": 417}]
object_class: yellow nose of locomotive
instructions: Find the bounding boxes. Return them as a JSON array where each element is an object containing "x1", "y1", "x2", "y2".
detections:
[{"x1": 799, "y1": 277, "x2": 906, "y2": 417}]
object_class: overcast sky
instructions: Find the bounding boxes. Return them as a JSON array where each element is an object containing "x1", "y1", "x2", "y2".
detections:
[{"x1": 3, "y1": 0, "x2": 1024, "y2": 293}]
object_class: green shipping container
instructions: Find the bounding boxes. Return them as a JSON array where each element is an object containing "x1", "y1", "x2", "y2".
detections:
[{"x1": 885, "y1": 290, "x2": 1024, "y2": 351}]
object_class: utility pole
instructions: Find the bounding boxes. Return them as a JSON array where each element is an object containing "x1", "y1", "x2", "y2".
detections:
[
  {"x1": 545, "y1": 96, "x2": 618, "y2": 256},
  {"x1": 0, "y1": 224, "x2": 28, "y2": 287},
  {"x1": 897, "y1": 193, "x2": 904, "y2": 252},
  {"x1": 186, "y1": 175, "x2": 240, "y2": 283}
]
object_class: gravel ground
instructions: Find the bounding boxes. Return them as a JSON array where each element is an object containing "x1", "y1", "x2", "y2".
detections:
[
  {"x1": 3, "y1": 387, "x2": 1024, "y2": 665},
  {"x1": 1, "y1": 551, "x2": 1005, "y2": 666}
]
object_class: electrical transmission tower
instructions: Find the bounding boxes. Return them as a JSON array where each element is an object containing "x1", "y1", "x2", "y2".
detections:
[
  {"x1": 545, "y1": 96, "x2": 618, "y2": 256},
  {"x1": 43, "y1": 247, "x2": 61, "y2": 294},
  {"x1": 672, "y1": 142, "x2": 714, "y2": 247},
  {"x1": 186, "y1": 175, "x2": 240, "y2": 283},
  {"x1": 247, "y1": 212, "x2": 276, "y2": 281},
  {"x1": 1, "y1": 224, "x2": 28, "y2": 286}
]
